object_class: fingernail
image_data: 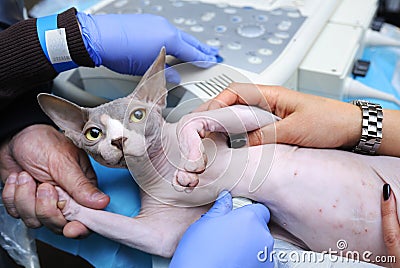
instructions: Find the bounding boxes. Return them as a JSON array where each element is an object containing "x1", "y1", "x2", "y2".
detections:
[
  {"x1": 90, "y1": 191, "x2": 107, "y2": 202},
  {"x1": 17, "y1": 173, "x2": 30, "y2": 185},
  {"x1": 6, "y1": 174, "x2": 17, "y2": 184},
  {"x1": 37, "y1": 188, "x2": 51, "y2": 198},
  {"x1": 383, "y1": 183, "x2": 391, "y2": 201}
]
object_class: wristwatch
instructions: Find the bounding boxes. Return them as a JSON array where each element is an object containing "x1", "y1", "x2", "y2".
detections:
[{"x1": 351, "y1": 100, "x2": 383, "y2": 155}]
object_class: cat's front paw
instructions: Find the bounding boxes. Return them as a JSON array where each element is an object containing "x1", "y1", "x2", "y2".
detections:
[
  {"x1": 55, "y1": 186, "x2": 82, "y2": 221},
  {"x1": 177, "y1": 119, "x2": 208, "y2": 174},
  {"x1": 172, "y1": 170, "x2": 199, "y2": 193}
]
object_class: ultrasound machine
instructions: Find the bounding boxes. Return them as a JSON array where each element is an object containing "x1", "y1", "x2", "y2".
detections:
[{"x1": 53, "y1": 0, "x2": 400, "y2": 115}]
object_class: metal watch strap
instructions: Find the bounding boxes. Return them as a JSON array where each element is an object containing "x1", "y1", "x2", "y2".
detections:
[{"x1": 351, "y1": 100, "x2": 383, "y2": 155}]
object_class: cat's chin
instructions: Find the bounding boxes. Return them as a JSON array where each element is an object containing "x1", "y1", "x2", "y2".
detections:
[{"x1": 99, "y1": 156, "x2": 127, "y2": 168}]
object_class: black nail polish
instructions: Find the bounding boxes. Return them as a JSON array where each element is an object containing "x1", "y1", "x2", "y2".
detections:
[{"x1": 383, "y1": 184, "x2": 391, "y2": 201}]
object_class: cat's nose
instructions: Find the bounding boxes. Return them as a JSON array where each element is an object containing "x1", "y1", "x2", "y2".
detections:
[{"x1": 111, "y1": 137, "x2": 127, "y2": 151}]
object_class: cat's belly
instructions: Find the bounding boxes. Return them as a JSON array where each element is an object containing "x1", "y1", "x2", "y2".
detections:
[{"x1": 203, "y1": 140, "x2": 400, "y2": 258}]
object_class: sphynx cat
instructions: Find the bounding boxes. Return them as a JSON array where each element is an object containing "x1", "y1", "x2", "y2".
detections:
[{"x1": 38, "y1": 48, "x2": 399, "y2": 264}]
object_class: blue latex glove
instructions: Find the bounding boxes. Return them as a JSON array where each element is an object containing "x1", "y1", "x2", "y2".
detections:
[
  {"x1": 170, "y1": 191, "x2": 274, "y2": 268},
  {"x1": 77, "y1": 12, "x2": 218, "y2": 76}
]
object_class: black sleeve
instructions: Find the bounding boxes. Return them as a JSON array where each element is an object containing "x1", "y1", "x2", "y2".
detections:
[{"x1": 0, "y1": 8, "x2": 95, "y2": 141}]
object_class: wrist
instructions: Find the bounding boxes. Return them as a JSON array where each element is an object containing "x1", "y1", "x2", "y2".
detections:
[
  {"x1": 76, "y1": 12, "x2": 102, "y2": 67},
  {"x1": 35, "y1": 8, "x2": 94, "y2": 73},
  {"x1": 342, "y1": 103, "x2": 363, "y2": 149},
  {"x1": 57, "y1": 8, "x2": 94, "y2": 67},
  {"x1": 349, "y1": 100, "x2": 383, "y2": 155}
]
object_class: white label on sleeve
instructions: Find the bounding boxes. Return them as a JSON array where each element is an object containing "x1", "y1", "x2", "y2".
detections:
[{"x1": 45, "y1": 28, "x2": 73, "y2": 64}]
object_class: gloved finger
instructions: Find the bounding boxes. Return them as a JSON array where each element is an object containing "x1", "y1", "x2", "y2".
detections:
[
  {"x1": 35, "y1": 183, "x2": 67, "y2": 234},
  {"x1": 63, "y1": 221, "x2": 91, "y2": 238},
  {"x1": 245, "y1": 203, "x2": 271, "y2": 224},
  {"x1": 52, "y1": 156, "x2": 109, "y2": 210},
  {"x1": 171, "y1": 40, "x2": 217, "y2": 69},
  {"x1": 2, "y1": 173, "x2": 19, "y2": 218},
  {"x1": 180, "y1": 31, "x2": 219, "y2": 56},
  {"x1": 203, "y1": 190, "x2": 233, "y2": 219},
  {"x1": 165, "y1": 64, "x2": 181, "y2": 84},
  {"x1": 14, "y1": 172, "x2": 42, "y2": 228}
]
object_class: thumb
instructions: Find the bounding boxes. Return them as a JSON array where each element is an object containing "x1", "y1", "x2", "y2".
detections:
[
  {"x1": 54, "y1": 158, "x2": 109, "y2": 210},
  {"x1": 248, "y1": 118, "x2": 294, "y2": 146},
  {"x1": 203, "y1": 191, "x2": 233, "y2": 219}
]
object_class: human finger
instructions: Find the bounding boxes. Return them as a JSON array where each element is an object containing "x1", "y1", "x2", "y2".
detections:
[
  {"x1": 63, "y1": 221, "x2": 91, "y2": 238},
  {"x1": 246, "y1": 115, "x2": 300, "y2": 146},
  {"x1": 51, "y1": 154, "x2": 109, "y2": 210},
  {"x1": 35, "y1": 183, "x2": 67, "y2": 234},
  {"x1": 2, "y1": 173, "x2": 19, "y2": 218},
  {"x1": 381, "y1": 184, "x2": 400, "y2": 263},
  {"x1": 194, "y1": 89, "x2": 238, "y2": 112},
  {"x1": 14, "y1": 172, "x2": 41, "y2": 228},
  {"x1": 195, "y1": 83, "x2": 278, "y2": 113},
  {"x1": 171, "y1": 39, "x2": 217, "y2": 69}
]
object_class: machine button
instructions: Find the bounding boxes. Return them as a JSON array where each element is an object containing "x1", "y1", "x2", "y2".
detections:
[
  {"x1": 255, "y1": 14, "x2": 268, "y2": 22},
  {"x1": 215, "y1": 25, "x2": 227, "y2": 33},
  {"x1": 237, "y1": 24, "x2": 265, "y2": 38},
  {"x1": 275, "y1": 31, "x2": 290, "y2": 39},
  {"x1": 268, "y1": 37, "x2": 283, "y2": 45},
  {"x1": 206, "y1": 39, "x2": 221, "y2": 47},
  {"x1": 258, "y1": 48, "x2": 273, "y2": 55},
  {"x1": 191, "y1": 25, "x2": 204, "y2": 32},
  {"x1": 230, "y1": 15, "x2": 242, "y2": 23},
  {"x1": 270, "y1": 9, "x2": 283, "y2": 16},
  {"x1": 173, "y1": 17, "x2": 185, "y2": 24},
  {"x1": 248, "y1": 56, "x2": 263, "y2": 64},
  {"x1": 201, "y1": 12, "x2": 216, "y2": 21},
  {"x1": 227, "y1": 42, "x2": 242, "y2": 50},
  {"x1": 184, "y1": 19, "x2": 197, "y2": 25},
  {"x1": 277, "y1": 20, "x2": 292, "y2": 31},
  {"x1": 224, "y1": 8, "x2": 237, "y2": 14}
]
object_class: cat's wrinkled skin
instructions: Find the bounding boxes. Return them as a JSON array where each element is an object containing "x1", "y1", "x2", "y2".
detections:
[{"x1": 39, "y1": 48, "x2": 399, "y2": 264}]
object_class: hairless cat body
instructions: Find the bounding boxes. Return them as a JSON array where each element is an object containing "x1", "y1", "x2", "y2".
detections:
[{"x1": 38, "y1": 48, "x2": 399, "y2": 264}]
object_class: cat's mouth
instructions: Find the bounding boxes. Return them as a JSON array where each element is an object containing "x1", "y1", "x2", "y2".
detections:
[{"x1": 105, "y1": 156, "x2": 125, "y2": 167}]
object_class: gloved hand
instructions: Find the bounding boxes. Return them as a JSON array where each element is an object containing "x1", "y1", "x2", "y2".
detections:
[
  {"x1": 169, "y1": 191, "x2": 274, "y2": 268},
  {"x1": 77, "y1": 12, "x2": 218, "y2": 76}
]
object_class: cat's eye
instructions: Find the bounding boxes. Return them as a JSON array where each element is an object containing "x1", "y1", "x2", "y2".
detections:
[
  {"x1": 130, "y1": 108, "x2": 146, "y2": 123},
  {"x1": 85, "y1": 127, "x2": 103, "y2": 141}
]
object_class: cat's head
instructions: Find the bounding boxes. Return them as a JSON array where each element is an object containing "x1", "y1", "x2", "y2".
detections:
[{"x1": 38, "y1": 48, "x2": 168, "y2": 168}]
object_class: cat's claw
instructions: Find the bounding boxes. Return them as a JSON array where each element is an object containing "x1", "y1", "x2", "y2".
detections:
[
  {"x1": 55, "y1": 186, "x2": 80, "y2": 220},
  {"x1": 172, "y1": 170, "x2": 199, "y2": 193}
]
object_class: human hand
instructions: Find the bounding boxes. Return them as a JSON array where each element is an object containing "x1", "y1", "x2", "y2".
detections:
[
  {"x1": 0, "y1": 124, "x2": 109, "y2": 237},
  {"x1": 196, "y1": 82, "x2": 361, "y2": 149},
  {"x1": 169, "y1": 191, "x2": 274, "y2": 268},
  {"x1": 77, "y1": 12, "x2": 218, "y2": 76},
  {"x1": 381, "y1": 184, "x2": 400, "y2": 268}
]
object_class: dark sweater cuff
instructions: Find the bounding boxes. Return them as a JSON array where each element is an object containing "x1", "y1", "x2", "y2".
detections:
[{"x1": 57, "y1": 8, "x2": 94, "y2": 68}]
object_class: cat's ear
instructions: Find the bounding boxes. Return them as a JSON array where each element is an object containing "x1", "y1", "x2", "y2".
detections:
[
  {"x1": 130, "y1": 47, "x2": 167, "y2": 108},
  {"x1": 37, "y1": 93, "x2": 88, "y2": 133}
]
